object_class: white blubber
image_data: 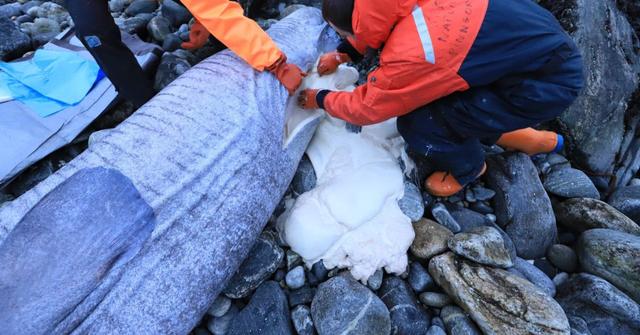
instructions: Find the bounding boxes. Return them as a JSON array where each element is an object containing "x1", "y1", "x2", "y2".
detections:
[{"x1": 280, "y1": 64, "x2": 415, "y2": 282}]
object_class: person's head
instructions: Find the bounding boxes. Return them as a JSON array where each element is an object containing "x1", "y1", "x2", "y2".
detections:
[{"x1": 322, "y1": 0, "x2": 355, "y2": 38}]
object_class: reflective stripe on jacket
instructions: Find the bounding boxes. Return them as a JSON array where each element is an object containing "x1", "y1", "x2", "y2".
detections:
[{"x1": 180, "y1": 0, "x2": 282, "y2": 71}]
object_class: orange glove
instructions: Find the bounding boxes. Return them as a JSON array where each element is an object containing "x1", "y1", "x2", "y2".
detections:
[
  {"x1": 181, "y1": 20, "x2": 210, "y2": 50},
  {"x1": 267, "y1": 55, "x2": 306, "y2": 95},
  {"x1": 317, "y1": 52, "x2": 351, "y2": 76},
  {"x1": 298, "y1": 89, "x2": 319, "y2": 109}
]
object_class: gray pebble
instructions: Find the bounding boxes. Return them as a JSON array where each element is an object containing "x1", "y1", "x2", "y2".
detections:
[
  {"x1": 367, "y1": 269, "x2": 383, "y2": 291},
  {"x1": 546, "y1": 244, "x2": 578, "y2": 273},
  {"x1": 426, "y1": 325, "x2": 446, "y2": 335},
  {"x1": 553, "y1": 272, "x2": 569, "y2": 287},
  {"x1": 291, "y1": 305, "x2": 315, "y2": 335},
  {"x1": 431, "y1": 203, "x2": 461, "y2": 233},
  {"x1": 419, "y1": 292, "x2": 452, "y2": 308},
  {"x1": 207, "y1": 295, "x2": 231, "y2": 317},
  {"x1": 408, "y1": 262, "x2": 434, "y2": 293},
  {"x1": 206, "y1": 304, "x2": 238, "y2": 335},
  {"x1": 286, "y1": 266, "x2": 306, "y2": 290}
]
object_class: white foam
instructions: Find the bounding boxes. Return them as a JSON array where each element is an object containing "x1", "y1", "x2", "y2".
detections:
[{"x1": 280, "y1": 65, "x2": 414, "y2": 282}]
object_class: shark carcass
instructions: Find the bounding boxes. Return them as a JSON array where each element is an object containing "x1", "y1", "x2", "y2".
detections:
[{"x1": 0, "y1": 7, "x2": 336, "y2": 334}]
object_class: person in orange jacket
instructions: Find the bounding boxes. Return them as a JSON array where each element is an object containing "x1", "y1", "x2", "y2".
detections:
[
  {"x1": 299, "y1": 0, "x2": 583, "y2": 197},
  {"x1": 179, "y1": 0, "x2": 305, "y2": 94}
]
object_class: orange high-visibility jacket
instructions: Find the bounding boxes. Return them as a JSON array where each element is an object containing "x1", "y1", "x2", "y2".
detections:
[
  {"x1": 180, "y1": 0, "x2": 282, "y2": 71},
  {"x1": 324, "y1": 0, "x2": 488, "y2": 125}
]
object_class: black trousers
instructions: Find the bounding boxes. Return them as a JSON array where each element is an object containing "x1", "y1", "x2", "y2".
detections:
[
  {"x1": 397, "y1": 42, "x2": 583, "y2": 186},
  {"x1": 64, "y1": 0, "x2": 156, "y2": 108}
]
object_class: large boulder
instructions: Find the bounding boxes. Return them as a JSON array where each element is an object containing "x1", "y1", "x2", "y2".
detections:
[
  {"x1": 556, "y1": 273, "x2": 640, "y2": 335},
  {"x1": 577, "y1": 229, "x2": 640, "y2": 303},
  {"x1": 540, "y1": 0, "x2": 640, "y2": 191},
  {"x1": 485, "y1": 153, "x2": 557, "y2": 259},
  {"x1": 447, "y1": 226, "x2": 513, "y2": 268},
  {"x1": 311, "y1": 275, "x2": 391, "y2": 335},
  {"x1": 429, "y1": 252, "x2": 570, "y2": 335},
  {"x1": 555, "y1": 197, "x2": 640, "y2": 235}
]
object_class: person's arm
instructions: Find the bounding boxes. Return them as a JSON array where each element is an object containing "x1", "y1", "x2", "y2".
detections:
[
  {"x1": 180, "y1": 0, "x2": 281, "y2": 71},
  {"x1": 317, "y1": 37, "x2": 367, "y2": 76},
  {"x1": 305, "y1": 62, "x2": 469, "y2": 125}
]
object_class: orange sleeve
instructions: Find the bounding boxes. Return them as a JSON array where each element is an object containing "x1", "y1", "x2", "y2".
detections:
[
  {"x1": 324, "y1": 61, "x2": 469, "y2": 126},
  {"x1": 180, "y1": 0, "x2": 282, "y2": 71},
  {"x1": 352, "y1": 0, "x2": 417, "y2": 49}
]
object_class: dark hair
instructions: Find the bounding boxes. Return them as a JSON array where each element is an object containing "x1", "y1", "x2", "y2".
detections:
[{"x1": 322, "y1": 0, "x2": 355, "y2": 34}]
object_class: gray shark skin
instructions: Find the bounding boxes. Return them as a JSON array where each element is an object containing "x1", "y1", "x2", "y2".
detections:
[{"x1": 0, "y1": 7, "x2": 335, "y2": 334}]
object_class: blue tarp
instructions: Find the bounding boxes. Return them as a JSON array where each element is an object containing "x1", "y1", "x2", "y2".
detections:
[{"x1": 0, "y1": 49, "x2": 101, "y2": 117}]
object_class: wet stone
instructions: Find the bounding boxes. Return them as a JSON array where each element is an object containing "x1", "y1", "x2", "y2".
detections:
[
  {"x1": 312, "y1": 275, "x2": 391, "y2": 335},
  {"x1": 440, "y1": 305, "x2": 481, "y2": 335},
  {"x1": 223, "y1": 233, "x2": 284, "y2": 299},
  {"x1": 514, "y1": 257, "x2": 556, "y2": 297},
  {"x1": 291, "y1": 305, "x2": 315, "y2": 335},
  {"x1": 288, "y1": 286, "x2": 315, "y2": 307},
  {"x1": 543, "y1": 167, "x2": 600, "y2": 199},
  {"x1": 207, "y1": 295, "x2": 231, "y2": 317},
  {"x1": 291, "y1": 155, "x2": 316, "y2": 195},
  {"x1": 546, "y1": 244, "x2": 578, "y2": 273},
  {"x1": 398, "y1": 181, "x2": 425, "y2": 221},
  {"x1": 408, "y1": 261, "x2": 434, "y2": 293},
  {"x1": 124, "y1": 0, "x2": 157, "y2": 16},
  {"x1": 410, "y1": 219, "x2": 452, "y2": 262},
  {"x1": 286, "y1": 266, "x2": 306, "y2": 290},
  {"x1": 431, "y1": 203, "x2": 461, "y2": 233},
  {"x1": 419, "y1": 292, "x2": 452, "y2": 308},
  {"x1": 379, "y1": 276, "x2": 431, "y2": 335},
  {"x1": 227, "y1": 281, "x2": 293, "y2": 335},
  {"x1": 367, "y1": 269, "x2": 383, "y2": 291}
]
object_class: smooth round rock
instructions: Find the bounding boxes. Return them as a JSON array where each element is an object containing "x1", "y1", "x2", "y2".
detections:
[
  {"x1": 125, "y1": 0, "x2": 157, "y2": 16},
  {"x1": 440, "y1": 305, "x2": 482, "y2": 335},
  {"x1": 556, "y1": 273, "x2": 640, "y2": 335},
  {"x1": 546, "y1": 244, "x2": 578, "y2": 273},
  {"x1": 207, "y1": 295, "x2": 231, "y2": 317},
  {"x1": 552, "y1": 272, "x2": 569, "y2": 287},
  {"x1": 160, "y1": 0, "x2": 191, "y2": 26},
  {"x1": 286, "y1": 266, "x2": 306, "y2": 290},
  {"x1": 227, "y1": 281, "x2": 293, "y2": 335},
  {"x1": 147, "y1": 15, "x2": 172, "y2": 42},
  {"x1": 367, "y1": 269, "x2": 383, "y2": 291},
  {"x1": 447, "y1": 226, "x2": 513, "y2": 268},
  {"x1": 399, "y1": 181, "x2": 425, "y2": 221},
  {"x1": 419, "y1": 292, "x2": 452, "y2": 308},
  {"x1": 555, "y1": 197, "x2": 640, "y2": 235},
  {"x1": 378, "y1": 276, "x2": 431, "y2": 335},
  {"x1": 410, "y1": 219, "x2": 453, "y2": 261},
  {"x1": 291, "y1": 155, "x2": 316, "y2": 195},
  {"x1": 485, "y1": 153, "x2": 557, "y2": 259},
  {"x1": 577, "y1": 229, "x2": 640, "y2": 303},
  {"x1": 161, "y1": 33, "x2": 181, "y2": 52},
  {"x1": 426, "y1": 325, "x2": 446, "y2": 335},
  {"x1": 543, "y1": 167, "x2": 600, "y2": 199},
  {"x1": 291, "y1": 305, "x2": 315, "y2": 335},
  {"x1": 609, "y1": 185, "x2": 640, "y2": 224},
  {"x1": 431, "y1": 203, "x2": 461, "y2": 233},
  {"x1": 514, "y1": 257, "x2": 556, "y2": 297},
  {"x1": 223, "y1": 233, "x2": 284, "y2": 299},
  {"x1": 288, "y1": 286, "x2": 315, "y2": 307},
  {"x1": 408, "y1": 261, "x2": 434, "y2": 293},
  {"x1": 311, "y1": 275, "x2": 391, "y2": 335},
  {"x1": 206, "y1": 304, "x2": 239, "y2": 335}
]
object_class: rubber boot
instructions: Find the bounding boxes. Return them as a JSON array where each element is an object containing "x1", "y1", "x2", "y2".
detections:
[
  {"x1": 497, "y1": 128, "x2": 564, "y2": 155},
  {"x1": 425, "y1": 163, "x2": 487, "y2": 197}
]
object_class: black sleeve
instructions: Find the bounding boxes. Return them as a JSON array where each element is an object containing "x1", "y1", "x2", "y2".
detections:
[
  {"x1": 336, "y1": 40, "x2": 363, "y2": 63},
  {"x1": 316, "y1": 90, "x2": 332, "y2": 109}
]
